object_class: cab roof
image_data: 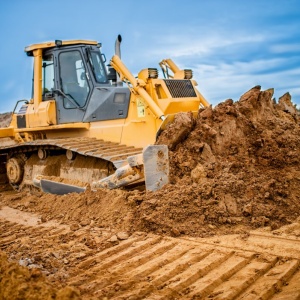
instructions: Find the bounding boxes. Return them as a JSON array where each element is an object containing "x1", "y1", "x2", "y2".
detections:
[{"x1": 25, "y1": 39, "x2": 99, "y2": 53}]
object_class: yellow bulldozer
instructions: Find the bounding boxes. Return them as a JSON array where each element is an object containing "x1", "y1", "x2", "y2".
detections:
[{"x1": 0, "y1": 35, "x2": 209, "y2": 194}]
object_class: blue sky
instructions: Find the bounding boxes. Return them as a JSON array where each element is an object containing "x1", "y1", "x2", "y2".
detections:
[{"x1": 0, "y1": 0, "x2": 299, "y2": 113}]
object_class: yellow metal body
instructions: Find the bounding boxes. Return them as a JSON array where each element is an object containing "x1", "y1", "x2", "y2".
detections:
[
  {"x1": 27, "y1": 100, "x2": 57, "y2": 127},
  {"x1": 25, "y1": 40, "x2": 98, "y2": 52},
  {"x1": 2, "y1": 40, "x2": 209, "y2": 148},
  {"x1": 111, "y1": 55, "x2": 165, "y2": 120},
  {"x1": 0, "y1": 127, "x2": 14, "y2": 138}
]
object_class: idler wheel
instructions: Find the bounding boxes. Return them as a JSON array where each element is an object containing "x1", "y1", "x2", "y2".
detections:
[{"x1": 6, "y1": 157, "x2": 25, "y2": 185}]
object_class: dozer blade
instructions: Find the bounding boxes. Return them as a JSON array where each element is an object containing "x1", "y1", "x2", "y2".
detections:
[
  {"x1": 93, "y1": 145, "x2": 169, "y2": 192},
  {"x1": 33, "y1": 145, "x2": 169, "y2": 195},
  {"x1": 34, "y1": 178, "x2": 86, "y2": 195},
  {"x1": 41, "y1": 179, "x2": 86, "y2": 195},
  {"x1": 143, "y1": 145, "x2": 169, "y2": 191}
]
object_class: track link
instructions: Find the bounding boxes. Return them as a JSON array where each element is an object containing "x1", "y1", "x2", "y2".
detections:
[
  {"x1": 0, "y1": 137, "x2": 143, "y2": 168},
  {"x1": 0, "y1": 137, "x2": 143, "y2": 190}
]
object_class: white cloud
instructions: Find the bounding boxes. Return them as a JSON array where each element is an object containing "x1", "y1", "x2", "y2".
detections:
[
  {"x1": 192, "y1": 61, "x2": 300, "y2": 106},
  {"x1": 156, "y1": 35, "x2": 263, "y2": 58},
  {"x1": 150, "y1": 32, "x2": 266, "y2": 59}
]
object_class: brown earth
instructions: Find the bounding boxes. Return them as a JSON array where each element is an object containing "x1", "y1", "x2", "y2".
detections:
[
  {"x1": 0, "y1": 251, "x2": 80, "y2": 300},
  {"x1": 0, "y1": 112, "x2": 11, "y2": 128},
  {"x1": 0, "y1": 86, "x2": 300, "y2": 299}
]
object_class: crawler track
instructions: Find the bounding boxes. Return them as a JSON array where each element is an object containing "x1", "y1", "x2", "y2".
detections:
[
  {"x1": 0, "y1": 137, "x2": 143, "y2": 190},
  {"x1": 0, "y1": 206, "x2": 300, "y2": 299},
  {"x1": 0, "y1": 137, "x2": 143, "y2": 168}
]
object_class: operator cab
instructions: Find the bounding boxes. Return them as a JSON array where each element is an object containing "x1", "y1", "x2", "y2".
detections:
[{"x1": 24, "y1": 40, "x2": 130, "y2": 125}]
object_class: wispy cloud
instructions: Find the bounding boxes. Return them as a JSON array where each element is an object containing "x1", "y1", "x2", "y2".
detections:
[
  {"x1": 151, "y1": 33, "x2": 266, "y2": 58},
  {"x1": 193, "y1": 61, "x2": 300, "y2": 105}
]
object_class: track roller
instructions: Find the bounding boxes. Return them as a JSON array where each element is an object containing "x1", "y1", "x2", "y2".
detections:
[
  {"x1": 66, "y1": 150, "x2": 76, "y2": 160},
  {"x1": 38, "y1": 148, "x2": 48, "y2": 160}
]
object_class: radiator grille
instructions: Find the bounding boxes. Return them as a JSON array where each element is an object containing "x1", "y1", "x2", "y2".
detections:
[{"x1": 164, "y1": 79, "x2": 197, "y2": 98}]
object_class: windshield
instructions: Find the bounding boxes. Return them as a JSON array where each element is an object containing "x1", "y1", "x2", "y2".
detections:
[{"x1": 89, "y1": 51, "x2": 107, "y2": 83}]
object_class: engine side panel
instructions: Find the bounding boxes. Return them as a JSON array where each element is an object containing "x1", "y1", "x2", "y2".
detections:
[{"x1": 83, "y1": 87, "x2": 130, "y2": 122}]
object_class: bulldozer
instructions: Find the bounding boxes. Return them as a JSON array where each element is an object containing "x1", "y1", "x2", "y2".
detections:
[{"x1": 0, "y1": 35, "x2": 209, "y2": 194}]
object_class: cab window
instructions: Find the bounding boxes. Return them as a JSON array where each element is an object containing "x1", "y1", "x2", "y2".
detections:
[
  {"x1": 42, "y1": 54, "x2": 54, "y2": 100},
  {"x1": 89, "y1": 51, "x2": 107, "y2": 83},
  {"x1": 59, "y1": 51, "x2": 90, "y2": 108}
]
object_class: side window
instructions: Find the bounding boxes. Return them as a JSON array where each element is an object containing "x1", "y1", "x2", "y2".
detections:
[
  {"x1": 42, "y1": 55, "x2": 54, "y2": 100},
  {"x1": 59, "y1": 51, "x2": 90, "y2": 108},
  {"x1": 90, "y1": 51, "x2": 107, "y2": 83}
]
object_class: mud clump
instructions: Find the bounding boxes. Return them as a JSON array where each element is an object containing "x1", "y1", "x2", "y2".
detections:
[
  {"x1": 0, "y1": 251, "x2": 80, "y2": 300},
  {"x1": 157, "y1": 111, "x2": 195, "y2": 150}
]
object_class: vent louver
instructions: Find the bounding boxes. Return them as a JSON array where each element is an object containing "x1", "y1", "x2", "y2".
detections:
[{"x1": 164, "y1": 79, "x2": 197, "y2": 98}]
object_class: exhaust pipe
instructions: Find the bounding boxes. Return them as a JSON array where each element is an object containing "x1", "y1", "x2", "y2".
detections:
[
  {"x1": 115, "y1": 34, "x2": 122, "y2": 58},
  {"x1": 115, "y1": 34, "x2": 123, "y2": 86}
]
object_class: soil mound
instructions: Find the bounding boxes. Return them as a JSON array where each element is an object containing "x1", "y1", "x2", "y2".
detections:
[
  {"x1": 137, "y1": 86, "x2": 300, "y2": 236},
  {"x1": 1, "y1": 86, "x2": 299, "y2": 239}
]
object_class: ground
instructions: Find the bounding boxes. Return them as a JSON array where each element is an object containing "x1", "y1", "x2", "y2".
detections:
[{"x1": 0, "y1": 86, "x2": 300, "y2": 299}]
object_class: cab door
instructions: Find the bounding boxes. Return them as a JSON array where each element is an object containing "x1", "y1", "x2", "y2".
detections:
[{"x1": 55, "y1": 49, "x2": 91, "y2": 124}]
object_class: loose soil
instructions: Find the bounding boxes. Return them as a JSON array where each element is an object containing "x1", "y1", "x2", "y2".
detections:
[
  {"x1": 0, "y1": 112, "x2": 11, "y2": 128},
  {"x1": 1, "y1": 86, "x2": 300, "y2": 299}
]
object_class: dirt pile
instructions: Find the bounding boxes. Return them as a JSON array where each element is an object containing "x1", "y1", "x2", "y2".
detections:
[
  {"x1": 1, "y1": 86, "x2": 299, "y2": 239},
  {"x1": 0, "y1": 112, "x2": 12, "y2": 128},
  {"x1": 137, "y1": 86, "x2": 300, "y2": 236}
]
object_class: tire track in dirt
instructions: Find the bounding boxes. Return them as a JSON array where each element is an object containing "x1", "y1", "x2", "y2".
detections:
[
  {"x1": 87, "y1": 244, "x2": 299, "y2": 300},
  {"x1": 1, "y1": 207, "x2": 300, "y2": 299}
]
